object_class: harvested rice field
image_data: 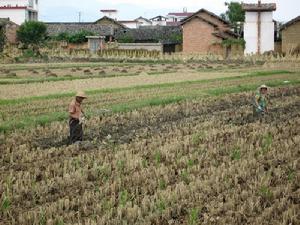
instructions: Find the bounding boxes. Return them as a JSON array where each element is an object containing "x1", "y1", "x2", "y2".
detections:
[{"x1": 0, "y1": 60, "x2": 299, "y2": 225}]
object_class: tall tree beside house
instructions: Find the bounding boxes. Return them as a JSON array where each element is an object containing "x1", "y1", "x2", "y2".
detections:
[
  {"x1": 17, "y1": 21, "x2": 47, "y2": 50},
  {"x1": 220, "y1": 2, "x2": 245, "y2": 36}
]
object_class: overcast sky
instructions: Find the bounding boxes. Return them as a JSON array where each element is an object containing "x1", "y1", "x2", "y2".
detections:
[{"x1": 39, "y1": 0, "x2": 300, "y2": 23}]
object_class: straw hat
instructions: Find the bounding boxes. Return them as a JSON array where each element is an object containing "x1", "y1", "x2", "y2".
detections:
[
  {"x1": 76, "y1": 91, "x2": 87, "y2": 98},
  {"x1": 259, "y1": 84, "x2": 268, "y2": 90}
]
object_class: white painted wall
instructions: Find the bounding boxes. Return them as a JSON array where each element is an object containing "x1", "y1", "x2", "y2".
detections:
[
  {"x1": 244, "y1": 11, "x2": 274, "y2": 55},
  {"x1": 152, "y1": 21, "x2": 167, "y2": 26},
  {"x1": 121, "y1": 21, "x2": 139, "y2": 29},
  {"x1": 0, "y1": 8, "x2": 26, "y2": 25},
  {"x1": 118, "y1": 43, "x2": 163, "y2": 52},
  {"x1": 0, "y1": 0, "x2": 38, "y2": 10},
  {"x1": 0, "y1": 0, "x2": 39, "y2": 24},
  {"x1": 261, "y1": 21, "x2": 274, "y2": 52},
  {"x1": 136, "y1": 18, "x2": 152, "y2": 27},
  {"x1": 244, "y1": 21, "x2": 258, "y2": 54}
]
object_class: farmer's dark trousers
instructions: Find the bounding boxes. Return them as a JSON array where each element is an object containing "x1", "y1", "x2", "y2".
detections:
[{"x1": 69, "y1": 117, "x2": 83, "y2": 144}]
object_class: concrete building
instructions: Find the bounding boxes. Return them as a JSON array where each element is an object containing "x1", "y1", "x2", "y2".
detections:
[
  {"x1": 119, "y1": 20, "x2": 140, "y2": 29},
  {"x1": 150, "y1": 16, "x2": 167, "y2": 26},
  {"x1": 0, "y1": 0, "x2": 38, "y2": 25},
  {"x1": 166, "y1": 10, "x2": 194, "y2": 26},
  {"x1": 181, "y1": 9, "x2": 238, "y2": 55},
  {"x1": 281, "y1": 16, "x2": 300, "y2": 54},
  {"x1": 242, "y1": 1, "x2": 276, "y2": 55},
  {"x1": 135, "y1": 17, "x2": 152, "y2": 27}
]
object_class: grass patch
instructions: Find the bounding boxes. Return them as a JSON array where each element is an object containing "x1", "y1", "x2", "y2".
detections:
[
  {"x1": 0, "y1": 96, "x2": 186, "y2": 133},
  {"x1": 2, "y1": 70, "x2": 298, "y2": 106}
]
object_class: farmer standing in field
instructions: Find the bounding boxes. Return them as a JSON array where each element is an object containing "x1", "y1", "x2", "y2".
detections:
[
  {"x1": 253, "y1": 85, "x2": 269, "y2": 116},
  {"x1": 68, "y1": 91, "x2": 87, "y2": 144}
]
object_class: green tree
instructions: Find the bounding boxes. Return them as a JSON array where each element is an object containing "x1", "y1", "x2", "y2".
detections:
[
  {"x1": 68, "y1": 30, "x2": 94, "y2": 44},
  {"x1": 221, "y1": 2, "x2": 245, "y2": 35},
  {"x1": 0, "y1": 26, "x2": 5, "y2": 52},
  {"x1": 17, "y1": 21, "x2": 47, "y2": 48}
]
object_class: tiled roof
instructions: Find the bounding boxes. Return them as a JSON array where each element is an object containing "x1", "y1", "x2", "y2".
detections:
[
  {"x1": 115, "y1": 26, "x2": 182, "y2": 44},
  {"x1": 213, "y1": 30, "x2": 238, "y2": 39},
  {"x1": 95, "y1": 16, "x2": 126, "y2": 28},
  {"x1": 150, "y1": 16, "x2": 167, "y2": 21},
  {"x1": 181, "y1": 9, "x2": 230, "y2": 25},
  {"x1": 182, "y1": 15, "x2": 218, "y2": 28},
  {"x1": 0, "y1": 18, "x2": 9, "y2": 26},
  {"x1": 0, "y1": 18, "x2": 18, "y2": 26},
  {"x1": 119, "y1": 20, "x2": 138, "y2": 23},
  {"x1": 281, "y1": 16, "x2": 300, "y2": 30},
  {"x1": 45, "y1": 23, "x2": 114, "y2": 36},
  {"x1": 135, "y1": 17, "x2": 152, "y2": 23},
  {"x1": 242, "y1": 3, "x2": 276, "y2": 12}
]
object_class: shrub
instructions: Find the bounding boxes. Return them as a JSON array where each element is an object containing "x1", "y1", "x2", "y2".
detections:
[
  {"x1": 17, "y1": 21, "x2": 47, "y2": 48},
  {"x1": 117, "y1": 33, "x2": 134, "y2": 43},
  {"x1": 52, "y1": 30, "x2": 94, "y2": 44}
]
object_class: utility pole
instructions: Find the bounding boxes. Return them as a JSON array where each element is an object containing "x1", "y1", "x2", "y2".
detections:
[
  {"x1": 78, "y1": 12, "x2": 82, "y2": 23},
  {"x1": 257, "y1": 0, "x2": 261, "y2": 54}
]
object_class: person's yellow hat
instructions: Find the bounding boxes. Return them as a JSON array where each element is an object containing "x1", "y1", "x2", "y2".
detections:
[{"x1": 76, "y1": 91, "x2": 87, "y2": 98}]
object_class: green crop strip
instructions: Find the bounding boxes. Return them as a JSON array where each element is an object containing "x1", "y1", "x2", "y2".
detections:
[
  {"x1": 0, "y1": 79, "x2": 299, "y2": 133},
  {"x1": 1, "y1": 70, "x2": 297, "y2": 106}
]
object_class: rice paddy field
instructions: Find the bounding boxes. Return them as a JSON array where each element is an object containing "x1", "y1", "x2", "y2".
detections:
[{"x1": 0, "y1": 59, "x2": 300, "y2": 225}]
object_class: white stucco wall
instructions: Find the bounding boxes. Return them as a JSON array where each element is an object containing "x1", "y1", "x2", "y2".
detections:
[
  {"x1": 0, "y1": 9, "x2": 26, "y2": 25},
  {"x1": 136, "y1": 19, "x2": 152, "y2": 27},
  {"x1": 152, "y1": 21, "x2": 167, "y2": 26},
  {"x1": 244, "y1": 11, "x2": 274, "y2": 55},
  {"x1": 0, "y1": 0, "x2": 39, "y2": 24},
  {"x1": 261, "y1": 21, "x2": 275, "y2": 53},
  {"x1": 0, "y1": 0, "x2": 38, "y2": 10},
  {"x1": 118, "y1": 43, "x2": 163, "y2": 52},
  {"x1": 121, "y1": 22, "x2": 139, "y2": 29}
]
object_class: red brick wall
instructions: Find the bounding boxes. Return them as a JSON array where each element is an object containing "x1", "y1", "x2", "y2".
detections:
[
  {"x1": 196, "y1": 12, "x2": 230, "y2": 31},
  {"x1": 282, "y1": 21, "x2": 300, "y2": 54},
  {"x1": 5, "y1": 23, "x2": 18, "y2": 44},
  {"x1": 183, "y1": 18, "x2": 222, "y2": 54}
]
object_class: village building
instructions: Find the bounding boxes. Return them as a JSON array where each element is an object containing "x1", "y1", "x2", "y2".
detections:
[
  {"x1": 0, "y1": 18, "x2": 19, "y2": 44},
  {"x1": 46, "y1": 22, "x2": 116, "y2": 42},
  {"x1": 166, "y1": 10, "x2": 194, "y2": 26},
  {"x1": 94, "y1": 16, "x2": 125, "y2": 29},
  {"x1": 242, "y1": 1, "x2": 276, "y2": 54},
  {"x1": 135, "y1": 17, "x2": 152, "y2": 27},
  {"x1": 181, "y1": 8, "x2": 238, "y2": 55},
  {"x1": 0, "y1": 0, "x2": 38, "y2": 25},
  {"x1": 100, "y1": 9, "x2": 118, "y2": 20},
  {"x1": 118, "y1": 20, "x2": 141, "y2": 29},
  {"x1": 46, "y1": 16, "x2": 126, "y2": 43},
  {"x1": 115, "y1": 26, "x2": 182, "y2": 53},
  {"x1": 281, "y1": 16, "x2": 300, "y2": 54},
  {"x1": 150, "y1": 16, "x2": 167, "y2": 26}
]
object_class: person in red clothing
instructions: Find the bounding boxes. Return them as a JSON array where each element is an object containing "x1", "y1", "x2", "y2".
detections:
[{"x1": 68, "y1": 91, "x2": 87, "y2": 144}]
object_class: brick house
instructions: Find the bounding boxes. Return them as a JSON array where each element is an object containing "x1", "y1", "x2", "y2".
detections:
[
  {"x1": 281, "y1": 16, "x2": 300, "y2": 54},
  {"x1": 181, "y1": 9, "x2": 238, "y2": 55},
  {"x1": 0, "y1": 18, "x2": 19, "y2": 44}
]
